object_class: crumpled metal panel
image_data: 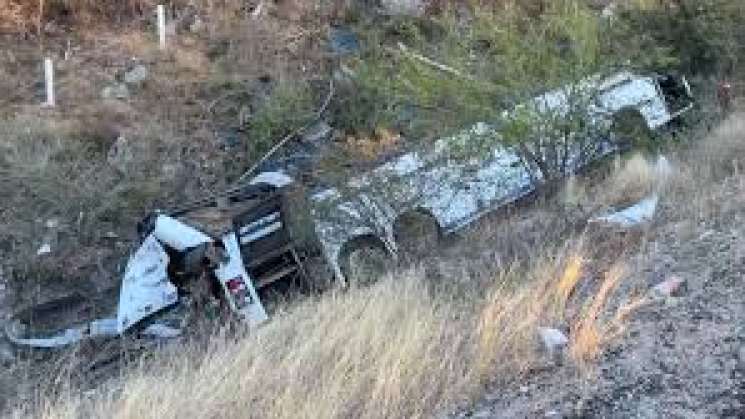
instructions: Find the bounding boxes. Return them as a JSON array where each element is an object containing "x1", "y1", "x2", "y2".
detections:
[
  {"x1": 116, "y1": 234, "x2": 178, "y2": 334},
  {"x1": 154, "y1": 214, "x2": 213, "y2": 251}
]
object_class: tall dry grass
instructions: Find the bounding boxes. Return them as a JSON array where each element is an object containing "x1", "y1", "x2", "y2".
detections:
[{"x1": 11, "y1": 236, "x2": 635, "y2": 419}]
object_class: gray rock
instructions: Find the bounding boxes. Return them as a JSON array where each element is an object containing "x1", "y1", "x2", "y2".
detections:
[
  {"x1": 102, "y1": 83, "x2": 130, "y2": 100},
  {"x1": 123, "y1": 65, "x2": 149, "y2": 85}
]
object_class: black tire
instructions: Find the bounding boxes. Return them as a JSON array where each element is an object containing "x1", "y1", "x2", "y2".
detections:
[
  {"x1": 393, "y1": 211, "x2": 441, "y2": 263},
  {"x1": 612, "y1": 109, "x2": 653, "y2": 150},
  {"x1": 339, "y1": 238, "x2": 391, "y2": 287}
]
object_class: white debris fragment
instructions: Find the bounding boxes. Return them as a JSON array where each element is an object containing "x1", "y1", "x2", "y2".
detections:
[
  {"x1": 591, "y1": 195, "x2": 659, "y2": 228},
  {"x1": 6, "y1": 324, "x2": 83, "y2": 348},
  {"x1": 538, "y1": 327, "x2": 569, "y2": 353},
  {"x1": 101, "y1": 83, "x2": 130, "y2": 100},
  {"x1": 88, "y1": 318, "x2": 119, "y2": 338},
  {"x1": 251, "y1": 1, "x2": 264, "y2": 19},
  {"x1": 141, "y1": 323, "x2": 182, "y2": 339},
  {"x1": 124, "y1": 64, "x2": 149, "y2": 85},
  {"x1": 143, "y1": 323, "x2": 182, "y2": 338},
  {"x1": 153, "y1": 215, "x2": 213, "y2": 251},
  {"x1": 654, "y1": 156, "x2": 673, "y2": 184},
  {"x1": 651, "y1": 275, "x2": 687, "y2": 298},
  {"x1": 36, "y1": 243, "x2": 51, "y2": 256}
]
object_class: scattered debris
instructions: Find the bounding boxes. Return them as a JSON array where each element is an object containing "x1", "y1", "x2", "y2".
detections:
[
  {"x1": 537, "y1": 327, "x2": 569, "y2": 356},
  {"x1": 4, "y1": 317, "x2": 117, "y2": 348},
  {"x1": 123, "y1": 65, "x2": 149, "y2": 85},
  {"x1": 101, "y1": 83, "x2": 130, "y2": 100},
  {"x1": 36, "y1": 243, "x2": 51, "y2": 256},
  {"x1": 141, "y1": 323, "x2": 182, "y2": 339},
  {"x1": 651, "y1": 275, "x2": 687, "y2": 299},
  {"x1": 590, "y1": 195, "x2": 659, "y2": 228},
  {"x1": 7, "y1": 215, "x2": 267, "y2": 349},
  {"x1": 329, "y1": 26, "x2": 360, "y2": 56},
  {"x1": 251, "y1": 1, "x2": 265, "y2": 19}
]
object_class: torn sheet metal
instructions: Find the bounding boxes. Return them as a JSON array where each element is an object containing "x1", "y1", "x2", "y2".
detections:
[
  {"x1": 116, "y1": 234, "x2": 179, "y2": 334},
  {"x1": 141, "y1": 323, "x2": 182, "y2": 339},
  {"x1": 215, "y1": 232, "x2": 268, "y2": 326},
  {"x1": 5, "y1": 317, "x2": 118, "y2": 349},
  {"x1": 591, "y1": 195, "x2": 659, "y2": 228}
]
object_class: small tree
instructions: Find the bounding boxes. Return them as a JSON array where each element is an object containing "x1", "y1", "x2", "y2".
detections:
[{"x1": 340, "y1": 0, "x2": 628, "y2": 185}]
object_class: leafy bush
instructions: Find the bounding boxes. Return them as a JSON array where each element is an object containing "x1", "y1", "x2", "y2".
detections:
[
  {"x1": 244, "y1": 81, "x2": 318, "y2": 163},
  {"x1": 616, "y1": 0, "x2": 745, "y2": 75}
]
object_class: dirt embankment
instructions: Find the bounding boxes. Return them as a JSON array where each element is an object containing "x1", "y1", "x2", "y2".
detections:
[{"x1": 459, "y1": 118, "x2": 745, "y2": 418}]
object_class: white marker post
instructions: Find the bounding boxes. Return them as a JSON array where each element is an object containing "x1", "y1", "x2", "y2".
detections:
[
  {"x1": 157, "y1": 5, "x2": 166, "y2": 50},
  {"x1": 44, "y1": 57, "x2": 55, "y2": 107}
]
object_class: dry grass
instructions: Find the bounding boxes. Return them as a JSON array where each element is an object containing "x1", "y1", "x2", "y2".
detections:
[
  {"x1": 9, "y1": 235, "x2": 635, "y2": 418},
  {"x1": 665, "y1": 112, "x2": 745, "y2": 223},
  {"x1": 596, "y1": 152, "x2": 672, "y2": 210}
]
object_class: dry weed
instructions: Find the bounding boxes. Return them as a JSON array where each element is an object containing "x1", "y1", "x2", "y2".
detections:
[
  {"x1": 568, "y1": 264, "x2": 625, "y2": 366},
  {"x1": 13, "y1": 241, "x2": 633, "y2": 419},
  {"x1": 603, "y1": 153, "x2": 662, "y2": 208}
]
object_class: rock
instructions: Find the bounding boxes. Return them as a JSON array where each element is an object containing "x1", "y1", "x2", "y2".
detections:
[
  {"x1": 101, "y1": 83, "x2": 130, "y2": 100},
  {"x1": 651, "y1": 276, "x2": 687, "y2": 298},
  {"x1": 538, "y1": 327, "x2": 569, "y2": 355},
  {"x1": 123, "y1": 65, "x2": 149, "y2": 85}
]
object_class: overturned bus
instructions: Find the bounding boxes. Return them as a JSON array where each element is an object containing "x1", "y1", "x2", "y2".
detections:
[{"x1": 5, "y1": 70, "x2": 693, "y2": 348}]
